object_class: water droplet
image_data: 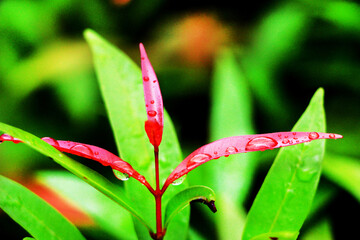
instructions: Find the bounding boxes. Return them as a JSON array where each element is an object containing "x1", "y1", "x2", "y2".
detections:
[
  {"x1": 282, "y1": 139, "x2": 290, "y2": 144},
  {"x1": 172, "y1": 174, "x2": 186, "y2": 185},
  {"x1": 70, "y1": 144, "x2": 94, "y2": 157},
  {"x1": 329, "y1": 134, "x2": 335, "y2": 139},
  {"x1": 187, "y1": 154, "x2": 211, "y2": 170},
  {"x1": 225, "y1": 146, "x2": 238, "y2": 154},
  {"x1": 150, "y1": 100, "x2": 155, "y2": 104},
  {"x1": 153, "y1": 80, "x2": 157, "y2": 83},
  {"x1": 147, "y1": 110, "x2": 157, "y2": 117},
  {"x1": 143, "y1": 76, "x2": 149, "y2": 81},
  {"x1": 41, "y1": 137, "x2": 60, "y2": 147},
  {"x1": 296, "y1": 168, "x2": 317, "y2": 182},
  {"x1": 308, "y1": 132, "x2": 319, "y2": 140},
  {"x1": 138, "y1": 175, "x2": 146, "y2": 183},
  {"x1": 113, "y1": 169, "x2": 129, "y2": 181},
  {"x1": 245, "y1": 137, "x2": 278, "y2": 151},
  {"x1": 1, "y1": 134, "x2": 13, "y2": 141}
]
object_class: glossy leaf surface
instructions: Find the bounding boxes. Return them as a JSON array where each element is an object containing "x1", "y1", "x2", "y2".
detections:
[
  {"x1": 164, "y1": 186, "x2": 216, "y2": 229},
  {"x1": 0, "y1": 134, "x2": 148, "y2": 186},
  {"x1": 242, "y1": 88, "x2": 331, "y2": 239},
  {"x1": 0, "y1": 174, "x2": 85, "y2": 240},
  {"x1": 140, "y1": 43, "x2": 164, "y2": 148},
  {"x1": 0, "y1": 122, "x2": 151, "y2": 231},
  {"x1": 164, "y1": 130, "x2": 341, "y2": 189},
  {"x1": 84, "y1": 29, "x2": 189, "y2": 239},
  {"x1": 37, "y1": 170, "x2": 137, "y2": 240}
]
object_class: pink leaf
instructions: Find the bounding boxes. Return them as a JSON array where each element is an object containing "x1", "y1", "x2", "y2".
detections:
[
  {"x1": 0, "y1": 134, "x2": 149, "y2": 186},
  {"x1": 140, "y1": 43, "x2": 164, "y2": 148},
  {"x1": 162, "y1": 132, "x2": 342, "y2": 190}
]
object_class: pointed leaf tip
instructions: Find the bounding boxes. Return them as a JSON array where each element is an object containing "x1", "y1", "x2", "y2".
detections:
[{"x1": 139, "y1": 43, "x2": 164, "y2": 147}]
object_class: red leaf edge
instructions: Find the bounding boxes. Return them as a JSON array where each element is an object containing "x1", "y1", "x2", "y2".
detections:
[
  {"x1": 162, "y1": 131, "x2": 342, "y2": 191},
  {"x1": 140, "y1": 43, "x2": 164, "y2": 147}
]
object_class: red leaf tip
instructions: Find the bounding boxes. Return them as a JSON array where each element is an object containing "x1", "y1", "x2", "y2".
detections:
[{"x1": 140, "y1": 43, "x2": 164, "y2": 147}]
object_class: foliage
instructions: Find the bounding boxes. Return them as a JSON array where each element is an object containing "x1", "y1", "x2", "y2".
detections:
[{"x1": 0, "y1": 0, "x2": 358, "y2": 239}]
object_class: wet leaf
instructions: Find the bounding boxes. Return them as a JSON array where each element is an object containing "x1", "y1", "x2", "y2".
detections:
[
  {"x1": 0, "y1": 134, "x2": 149, "y2": 186},
  {"x1": 84, "y1": 29, "x2": 189, "y2": 239},
  {"x1": 0, "y1": 122, "x2": 150, "y2": 231},
  {"x1": 140, "y1": 43, "x2": 164, "y2": 148},
  {"x1": 164, "y1": 131, "x2": 341, "y2": 189},
  {"x1": 0, "y1": 174, "x2": 85, "y2": 240},
  {"x1": 242, "y1": 88, "x2": 329, "y2": 239}
]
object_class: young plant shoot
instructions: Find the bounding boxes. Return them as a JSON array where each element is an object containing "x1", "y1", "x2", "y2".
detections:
[{"x1": 0, "y1": 41, "x2": 342, "y2": 240}]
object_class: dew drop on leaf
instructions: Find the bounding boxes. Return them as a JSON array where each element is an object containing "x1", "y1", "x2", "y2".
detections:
[
  {"x1": 143, "y1": 76, "x2": 149, "y2": 81},
  {"x1": 41, "y1": 137, "x2": 60, "y2": 147},
  {"x1": 282, "y1": 139, "x2": 290, "y2": 144},
  {"x1": 70, "y1": 144, "x2": 94, "y2": 157},
  {"x1": 150, "y1": 100, "x2": 155, "y2": 104},
  {"x1": 329, "y1": 133, "x2": 335, "y2": 139},
  {"x1": 113, "y1": 169, "x2": 130, "y2": 181},
  {"x1": 187, "y1": 154, "x2": 211, "y2": 170},
  {"x1": 225, "y1": 146, "x2": 238, "y2": 154},
  {"x1": 172, "y1": 174, "x2": 186, "y2": 186},
  {"x1": 296, "y1": 168, "x2": 317, "y2": 182},
  {"x1": 308, "y1": 132, "x2": 319, "y2": 140},
  {"x1": 245, "y1": 137, "x2": 278, "y2": 151},
  {"x1": 147, "y1": 110, "x2": 157, "y2": 117},
  {"x1": 1, "y1": 134, "x2": 13, "y2": 141}
]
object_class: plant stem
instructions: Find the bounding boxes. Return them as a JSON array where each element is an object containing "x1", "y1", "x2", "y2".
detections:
[{"x1": 153, "y1": 146, "x2": 165, "y2": 239}]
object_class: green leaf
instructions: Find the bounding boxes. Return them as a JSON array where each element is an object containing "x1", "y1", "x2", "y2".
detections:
[
  {"x1": 0, "y1": 122, "x2": 150, "y2": 230},
  {"x1": 243, "y1": 3, "x2": 309, "y2": 125},
  {"x1": 37, "y1": 170, "x2": 137, "y2": 240},
  {"x1": 164, "y1": 186, "x2": 216, "y2": 229},
  {"x1": 242, "y1": 88, "x2": 327, "y2": 240},
  {"x1": 322, "y1": 153, "x2": 360, "y2": 202},
  {"x1": 194, "y1": 48, "x2": 257, "y2": 239},
  {"x1": 0, "y1": 174, "x2": 85, "y2": 240},
  {"x1": 301, "y1": 219, "x2": 334, "y2": 240},
  {"x1": 84, "y1": 29, "x2": 189, "y2": 239},
  {"x1": 250, "y1": 231, "x2": 299, "y2": 240}
]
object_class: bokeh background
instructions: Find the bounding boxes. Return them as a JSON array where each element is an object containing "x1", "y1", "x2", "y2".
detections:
[{"x1": 0, "y1": 0, "x2": 359, "y2": 239}]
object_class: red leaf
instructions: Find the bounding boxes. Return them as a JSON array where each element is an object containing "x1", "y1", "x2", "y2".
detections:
[
  {"x1": 162, "y1": 132, "x2": 342, "y2": 190},
  {"x1": 0, "y1": 134, "x2": 149, "y2": 186},
  {"x1": 140, "y1": 43, "x2": 164, "y2": 148}
]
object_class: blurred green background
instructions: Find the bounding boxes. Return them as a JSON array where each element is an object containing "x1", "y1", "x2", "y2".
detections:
[{"x1": 0, "y1": 0, "x2": 359, "y2": 239}]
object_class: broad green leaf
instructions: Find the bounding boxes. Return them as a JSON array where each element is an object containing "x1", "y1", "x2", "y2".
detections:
[
  {"x1": 322, "y1": 153, "x2": 360, "y2": 202},
  {"x1": 164, "y1": 186, "x2": 216, "y2": 229},
  {"x1": 84, "y1": 29, "x2": 189, "y2": 239},
  {"x1": 37, "y1": 170, "x2": 137, "y2": 240},
  {"x1": 194, "y1": 48, "x2": 257, "y2": 239},
  {"x1": 0, "y1": 174, "x2": 85, "y2": 240},
  {"x1": 242, "y1": 88, "x2": 327, "y2": 240},
  {"x1": 0, "y1": 122, "x2": 150, "y2": 230}
]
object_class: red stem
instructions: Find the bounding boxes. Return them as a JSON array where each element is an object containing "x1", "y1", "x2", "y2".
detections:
[{"x1": 153, "y1": 146, "x2": 165, "y2": 239}]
